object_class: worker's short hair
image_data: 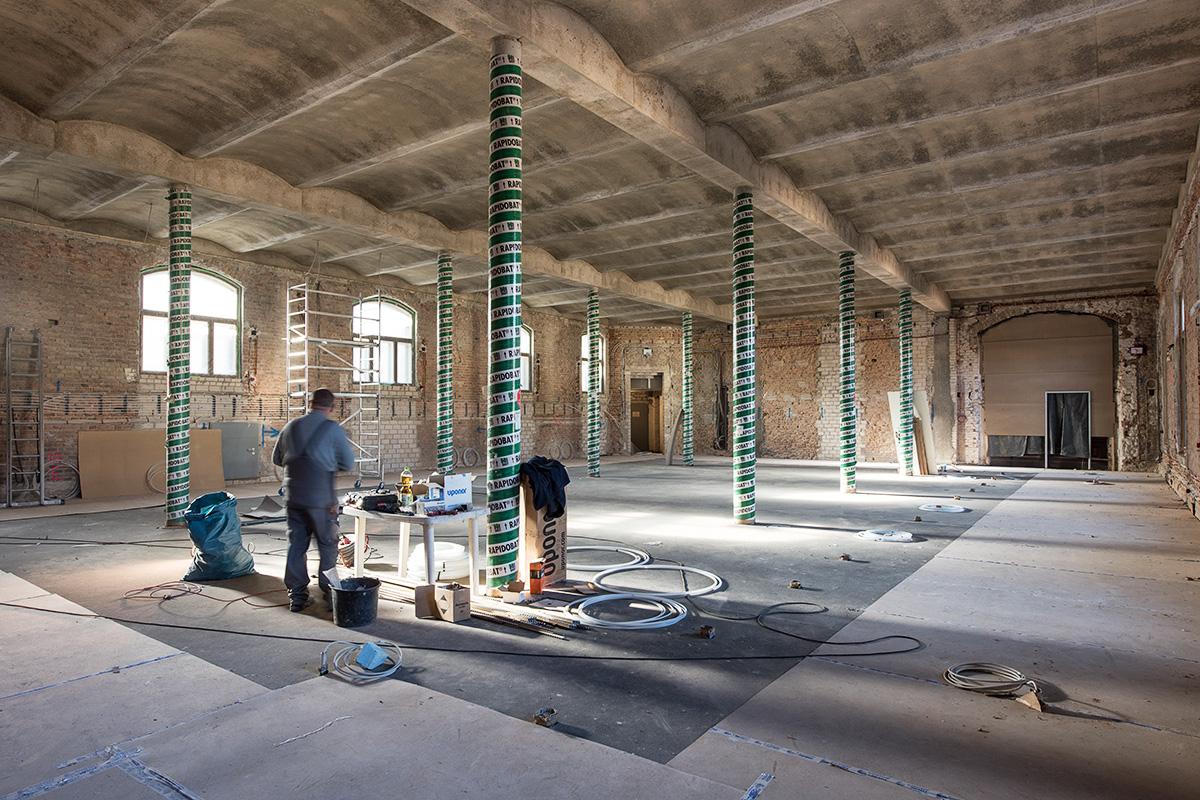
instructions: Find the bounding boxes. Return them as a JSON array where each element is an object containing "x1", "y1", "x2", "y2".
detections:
[{"x1": 311, "y1": 388, "x2": 336, "y2": 410}]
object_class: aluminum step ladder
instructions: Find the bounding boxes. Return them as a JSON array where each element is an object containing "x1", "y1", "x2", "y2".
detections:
[{"x1": 4, "y1": 327, "x2": 62, "y2": 507}]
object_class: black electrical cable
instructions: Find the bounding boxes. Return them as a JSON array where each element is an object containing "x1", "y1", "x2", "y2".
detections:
[
  {"x1": 657, "y1": 557, "x2": 925, "y2": 657},
  {"x1": 0, "y1": 600, "x2": 913, "y2": 662}
]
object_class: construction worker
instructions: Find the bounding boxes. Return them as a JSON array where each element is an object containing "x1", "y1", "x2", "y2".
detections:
[{"x1": 272, "y1": 388, "x2": 355, "y2": 612}]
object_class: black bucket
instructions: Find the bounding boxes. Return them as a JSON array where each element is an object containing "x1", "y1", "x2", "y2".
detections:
[{"x1": 330, "y1": 577, "x2": 380, "y2": 628}]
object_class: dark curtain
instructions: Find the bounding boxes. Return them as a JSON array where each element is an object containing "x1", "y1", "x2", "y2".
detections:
[{"x1": 1047, "y1": 393, "x2": 1089, "y2": 458}]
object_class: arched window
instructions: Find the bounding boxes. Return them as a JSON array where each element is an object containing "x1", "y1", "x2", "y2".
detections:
[
  {"x1": 580, "y1": 332, "x2": 605, "y2": 393},
  {"x1": 520, "y1": 324, "x2": 534, "y2": 391},
  {"x1": 141, "y1": 267, "x2": 240, "y2": 375},
  {"x1": 352, "y1": 297, "x2": 416, "y2": 385}
]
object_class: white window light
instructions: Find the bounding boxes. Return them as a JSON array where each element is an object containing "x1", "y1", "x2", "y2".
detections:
[
  {"x1": 140, "y1": 268, "x2": 240, "y2": 376},
  {"x1": 580, "y1": 331, "x2": 606, "y2": 393},
  {"x1": 352, "y1": 297, "x2": 416, "y2": 385}
]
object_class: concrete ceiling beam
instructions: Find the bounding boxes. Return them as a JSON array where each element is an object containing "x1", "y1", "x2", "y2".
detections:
[
  {"x1": 397, "y1": 0, "x2": 951, "y2": 313},
  {"x1": 235, "y1": 223, "x2": 330, "y2": 252},
  {"x1": 710, "y1": 0, "x2": 1144, "y2": 122},
  {"x1": 194, "y1": 33, "x2": 459, "y2": 156},
  {"x1": 804, "y1": 110, "x2": 1197, "y2": 191},
  {"x1": 0, "y1": 95, "x2": 728, "y2": 322},
  {"x1": 855, "y1": 185, "x2": 1178, "y2": 234},
  {"x1": 832, "y1": 152, "x2": 1190, "y2": 215},
  {"x1": 760, "y1": 55, "x2": 1200, "y2": 161},
  {"x1": 58, "y1": 178, "x2": 151, "y2": 219},
  {"x1": 902, "y1": 227, "x2": 1166, "y2": 263},
  {"x1": 304, "y1": 95, "x2": 565, "y2": 188},
  {"x1": 41, "y1": 0, "x2": 232, "y2": 117}
]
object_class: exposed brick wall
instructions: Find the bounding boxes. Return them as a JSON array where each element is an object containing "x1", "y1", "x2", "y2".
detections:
[
  {"x1": 0, "y1": 218, "x2": 585, "y2": 493},
  {"x1": 1157, "y1": 144, "x2": 1200, "y2": 513}
]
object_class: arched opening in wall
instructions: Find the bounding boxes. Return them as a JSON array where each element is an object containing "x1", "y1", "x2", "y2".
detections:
[{"x1": 981, "y1": 312, "x2": 1116, "y2": 470}]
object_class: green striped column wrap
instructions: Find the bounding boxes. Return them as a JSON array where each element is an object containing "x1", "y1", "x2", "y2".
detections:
[
  {"x1": 436, "y1": 253, "x2": 455, "y2": 475},
  {"x1": 586, "y1": 289, "x2": 601, "y2": 477},
  {"x1": 485, "y1": 37, "x2": 524, "y2": 588},
  {"x1": 732, "y1": 191, "x2": 756, "y2": 523},
  {"x1": 898, "y1": 289, "x2": 915, "y2": 476},
  {"x1": 165, "y1": 185, "x2": 192, "y2": 525},
  {"x1": 838, "y1": 250, "x2": 857, "y2": 493},
  {"x1": 681, "y1": 311, "x2": 694, "y2": 466}
]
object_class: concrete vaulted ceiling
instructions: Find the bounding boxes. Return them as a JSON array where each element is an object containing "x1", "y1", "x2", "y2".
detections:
[{"x1": 0, "y1": 0, "x2": 1197, "y2": 324}]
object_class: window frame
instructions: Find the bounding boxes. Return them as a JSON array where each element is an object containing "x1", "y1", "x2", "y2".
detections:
[
  {"x1": 520, "y1": 324, "x2": 535, "y2": 392},
  {"x1": 354, "y1": 295, "x2": 417, "y2": 387},
  {"x1": 580, "y1": 331, "x2": 606, "y2": 394},
  {"x1": 139, "y1": 266, "x2": 242, "y2": 377}
]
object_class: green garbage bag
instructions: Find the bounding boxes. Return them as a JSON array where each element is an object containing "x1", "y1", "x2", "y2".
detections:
[{"x1": 183, "y1": 491, "x2": 255, "y2": 581}]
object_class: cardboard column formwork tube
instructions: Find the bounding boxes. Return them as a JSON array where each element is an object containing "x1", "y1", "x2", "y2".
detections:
[
  {"x1": 898, "y1": 289, "x2": 915, "y2": 476},
  {"x1": 165, "y1": 185, "x2": 192, "y2": 526},
  {"x1": 587, "y1": 289, "x2": 601, "y2": 477},
  {"x1": 436, "y1": 253, "x2": 455, "y2": 475},
  {"x1": 732, "y1": 191, "x2": 756, "y2": 523},
  {"x1": 681, "y1": 310, "x2": 694, "y2": 466},
  {"x1": 485, "y1": 37, "x2": 524, "y2": 588},
  {"x1": 838, "y1": 250, "x2": 857, "y2": 493}
]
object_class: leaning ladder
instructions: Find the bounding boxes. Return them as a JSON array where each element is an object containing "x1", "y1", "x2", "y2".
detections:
[
  {"x1": 285, "y1": 283, "x2": 383, "y2": 484},
  {"x1": 4, "y1": 327, "x2": 61, "y2": 507}
]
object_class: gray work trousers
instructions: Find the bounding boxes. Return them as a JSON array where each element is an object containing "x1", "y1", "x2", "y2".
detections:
[{"x1": 284, "y1": 505, "x2": 339, "y2": 599}]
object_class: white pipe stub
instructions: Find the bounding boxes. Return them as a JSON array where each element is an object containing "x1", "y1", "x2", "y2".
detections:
[
  {"x1": 919, "y1": 503, "x2": 969, "y2": 513},
  {"x1": 590, "y1": 563, "x2": 724, "y2": 598},
  {"x1": 857, "y1": 529, "x2": 915, "y2": 542}
]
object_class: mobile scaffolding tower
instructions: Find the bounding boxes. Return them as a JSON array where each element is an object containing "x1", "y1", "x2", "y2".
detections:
[{"x1": 286, "y1": 283, "x2": 383, "y2": 484}]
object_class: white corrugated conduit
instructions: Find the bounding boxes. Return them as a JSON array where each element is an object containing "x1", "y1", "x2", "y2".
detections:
[
  {"x1": 590, "y1": 564, "x2": 724, "y2": 598},
  {"x1": 564, "y1": 545, "x2": 651, "y2": 571}
]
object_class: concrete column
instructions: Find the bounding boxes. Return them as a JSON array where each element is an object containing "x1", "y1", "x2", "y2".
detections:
[
  {"x1": 838, "y1": 250, "x2": 857, "y2": 493},
  {"x1": 485, "y1": 36, "x2": 523, "y2": 588},
  {"x1": 165, "y1": 184, "x2": 191, "y2": 526},
  {"x1": 586, "y1": 289, "x2": 601, "y2": 477},
  {"x1": 681, "y1": 310, "x2": 694, "y2": 466},
  {"x1": 436, "y1": 252, "x2": 454, "y2": 474},
  {"x1": 898, "y1": 289, "x2": 915, "y2": 476},
  {"x1": 732, "y1": 190, "x2": 756, "y2": 523}
]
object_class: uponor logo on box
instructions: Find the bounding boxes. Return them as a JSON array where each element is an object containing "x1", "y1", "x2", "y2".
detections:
[{"x1": 443, "y1": 475, "x2": 472, "y2": 507}]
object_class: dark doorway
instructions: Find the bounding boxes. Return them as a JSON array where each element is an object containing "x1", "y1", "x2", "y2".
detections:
[{"x1": 629, "y1": 373, "x2": 663, "y2": 453}]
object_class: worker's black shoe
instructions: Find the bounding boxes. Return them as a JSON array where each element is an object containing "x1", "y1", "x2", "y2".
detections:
[{"x1": 289, "y1": 594, "x2": 312, "y2": 613}]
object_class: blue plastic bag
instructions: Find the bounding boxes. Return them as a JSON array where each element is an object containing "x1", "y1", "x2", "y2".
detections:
[{"x1": 183, "y1": 491, "x2": 255, "y2": 581}]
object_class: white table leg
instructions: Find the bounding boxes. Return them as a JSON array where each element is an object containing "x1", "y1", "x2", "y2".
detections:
[
  {"x1": 466, "y1": 517, "x2": 479, "y2": 596},
  {"x1": 399, "y1": 522, "x2": 410, "y2": 580},
  {"x1": 353, "y1": 515, "x2": 365, "y2": 579},
  {"x1": 424, "y1": 523, "x2": 436, "y2": 584}
]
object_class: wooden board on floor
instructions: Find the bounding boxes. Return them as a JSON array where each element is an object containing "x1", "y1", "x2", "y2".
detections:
[{"x1": 78, "y1": 428, "x2": 224, "y2": 499}]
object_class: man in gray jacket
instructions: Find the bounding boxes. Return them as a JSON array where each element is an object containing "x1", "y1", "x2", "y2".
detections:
[{"x1": 272, "y1": 388, "x2": 356, "y2": 612}]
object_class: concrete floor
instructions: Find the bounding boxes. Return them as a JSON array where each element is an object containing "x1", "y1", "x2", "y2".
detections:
[
  {"x1": 0, "y1": 458, "x2": 1018, "y2": 762},
  {"x1": 2, "y1": 459, "x2": 1198, "y2": 798}
]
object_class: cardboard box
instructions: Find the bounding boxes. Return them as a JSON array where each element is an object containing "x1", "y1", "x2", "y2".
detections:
[
  {"x1": 435, "y1": 584, "x2": 471, "y2": 623},
  {"x1": 520, "y1": 477, "x2": 566, "y2": 587},
  {"x1": 413, "y1": 584, "x2": 438, "y2": 619},
  {"x1": 442, "y1": 473, "x2": 472, "y2": 509}
]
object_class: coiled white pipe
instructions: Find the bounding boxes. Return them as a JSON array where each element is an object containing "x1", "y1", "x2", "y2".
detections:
[{"x1": 320, "y1": 640, "x2": 402, "y2": 683}]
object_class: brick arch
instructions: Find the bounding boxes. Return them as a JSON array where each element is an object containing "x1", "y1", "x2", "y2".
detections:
[{"x1": 952, "y1": 295, "x2": 1159, "y2": 471}]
